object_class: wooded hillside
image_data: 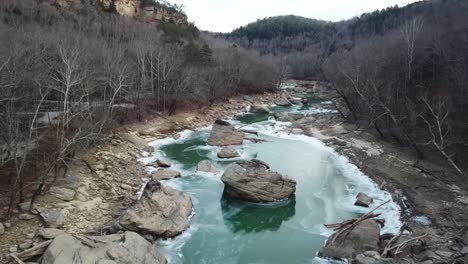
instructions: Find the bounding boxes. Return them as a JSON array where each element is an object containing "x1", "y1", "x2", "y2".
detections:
[
  {"x1": 226, "y1": 0, "x2": 468, "y2": 176},
  {"x1": 0, "y1": 0, "x2": 285, "y2": 216}
]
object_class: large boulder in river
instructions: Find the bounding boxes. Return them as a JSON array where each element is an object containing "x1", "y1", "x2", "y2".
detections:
[
  {"x1": 197, "y1": 160, "x2": 218, "y2": 173},
  {"x1": 208, "y1": 119, "x2": 244, "y2": 146},
  {"x1": 318, "y1": 219, "x2": 381, "y2": 261},
  {"x1": 217, "y1": 146, "x2": 240, "y2": 159},
  {"x1": 118, "y1": 181, "x2": 192, "y2": 238},
  {"x1": 42, "y1": 231, "x2": 167, "y2": 264},
  {"x1": 250, "y1": 104, "x2": 270, "y2": 113},
  {"x1": 221, "y1": 160, "x2": 296, "y2": 203}
]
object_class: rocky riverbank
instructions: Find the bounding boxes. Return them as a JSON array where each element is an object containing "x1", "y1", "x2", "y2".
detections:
[
  {"x1": 288, "y1": 82, "x2": 468, "y2": 263},
  {"x1": 0, "y1": 91, "x2": 288, "y2": 263},
  {"x1": 1, "y1": 81, "x2": 467, "y2": 264}
]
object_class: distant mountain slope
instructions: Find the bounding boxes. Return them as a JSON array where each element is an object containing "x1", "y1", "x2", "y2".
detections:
[{"x1": 224, "y1": 0, "x2": 467, "y2": 78}]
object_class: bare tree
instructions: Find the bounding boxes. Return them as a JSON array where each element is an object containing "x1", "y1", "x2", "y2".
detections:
[
  {"x1": 401, "y1": 17, "x2": 424, "y2": 81},
  {"x1": 419, "y1": 95, "x2": 463, "y2": 175}
]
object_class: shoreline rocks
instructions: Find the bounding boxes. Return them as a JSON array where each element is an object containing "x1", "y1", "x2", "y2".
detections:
[
  {"x1": 156, "y1": 159, "x2": 171, "y2": 168},
  {"x1": 208, "y1": 119, "x2": 244, "y2": 146},
  {"x1": 42, "y1": 231, "x2": 167, "y2": 264},
  {"x1": 221, "y1": 159, "x2": 296, "y2": 203},
  {"x1": 117, "y1": 181, "x2": 192, "y2": 238},
  {"x1": 151, "y1": 169, "x2": 181, "y2": 180}
]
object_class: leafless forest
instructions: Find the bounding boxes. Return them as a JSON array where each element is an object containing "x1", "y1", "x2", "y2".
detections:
[
  {"x1": 0, "y1": 0, "x2": 285, "y2": 216},
  {"x1": 228, "y1": 0, "x2": 468, "y2": 178}
]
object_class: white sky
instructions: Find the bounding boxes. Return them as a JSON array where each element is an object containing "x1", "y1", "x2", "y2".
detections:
[{"x1": 167, "y1": 0, "x2": 421, "y2": 32}]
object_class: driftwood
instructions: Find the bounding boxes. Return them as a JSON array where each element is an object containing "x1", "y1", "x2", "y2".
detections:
[
  {"x1": 10, "y1": 240, "x2": 52, "y2": 262},
  {"x1": 381, "y1": 233, "x2": 429, "y2": 257},
  {"x1": 324, "y1": 200, "x2": 390, "y2": 245}
]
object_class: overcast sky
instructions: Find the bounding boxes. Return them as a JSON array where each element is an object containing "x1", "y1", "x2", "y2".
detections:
[{"x1": 167, "y1": 0, "x2": 420, "y2": 32}]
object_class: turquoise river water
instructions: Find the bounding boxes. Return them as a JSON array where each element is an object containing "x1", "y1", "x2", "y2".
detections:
[{"x1": 140, "y1": 98, "x2": 401, "y2": 264}]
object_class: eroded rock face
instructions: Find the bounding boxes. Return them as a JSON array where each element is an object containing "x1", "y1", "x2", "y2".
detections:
[
  {"x1": 118, "y1": 181, "x2": 192, "y2": 238},
  {"x1": 319, "y1": 219, "x2": 381, "y2": 261},
  {"x1": 221, "y1": 160, "x2": 296, "y2": 203},
  {"x1": 42, "y1": 232, "x2": 167, "y2": 264},
  {"x1": 208, "y1": 120, "x2": 244, "y2": 146}
]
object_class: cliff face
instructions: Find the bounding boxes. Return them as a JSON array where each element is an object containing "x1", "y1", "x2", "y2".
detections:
[
  {"x1": 54, "y1": 0, "x2": 187, "y2": 25},
  {"x1": 99, "y1": 0, "x2": 187, "y2": 25}
]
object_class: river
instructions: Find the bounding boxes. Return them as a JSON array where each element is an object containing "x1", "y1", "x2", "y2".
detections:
[{"x1": 141, "y1": 92, "x2": 401, "y2": 264}]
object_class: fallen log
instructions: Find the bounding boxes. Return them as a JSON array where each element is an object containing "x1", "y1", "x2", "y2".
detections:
[{"x1": 10, "y1": 240, "x2": 52, "y2": 262}]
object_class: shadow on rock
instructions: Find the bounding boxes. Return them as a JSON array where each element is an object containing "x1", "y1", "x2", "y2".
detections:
[{"x1": 220, "y1": 196, "x2": 296, "y2": 233}]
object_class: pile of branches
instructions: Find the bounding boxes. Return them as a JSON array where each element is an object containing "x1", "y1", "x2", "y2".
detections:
[
  {"x1": 324, "y1": 199, "x2": 430, "y2": 259},
  {"x1": 324, "y1": 200, "x2": 389, "y2": 246}
]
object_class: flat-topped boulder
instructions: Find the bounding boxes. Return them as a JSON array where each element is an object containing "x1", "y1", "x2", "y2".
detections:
[
  {"x1": 42, "y1": 231, "x2": 167, "y2": 264},
  {"x1": 221, "y1": 159, "x2": 296, "y2": 203},
  {"x1": 208, "y1": 119, "x2": 244, "y2": 146},
  {"x1": 217, "y1": 146, "x2": 240, "y2": 159},
  {"x1": 118, "y1": 181, "x2": 192, "y2": 238}
]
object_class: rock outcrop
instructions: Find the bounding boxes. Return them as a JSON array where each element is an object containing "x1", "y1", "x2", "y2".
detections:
[
  {"x1": 208, "y1": 120, "x2": 244, "y2": 146},
  {"x1": 97, "y1": 0, "x2": 187, "y2": 25},
  {"x1": 118, "y1": 181, "x2": 192, "y2": 238},
  {"x1": 221, "y1": 160, "x2": 296, "y2": 203},
  {"x1": 319, "y1": 219, "x2": 381, "y2": 261},
  {"x1": 217, "y1": 146, "x2": 240, "y2": 159},
  {"x1": 42, "y1": 231, "x2": 167, "y2": 264}
]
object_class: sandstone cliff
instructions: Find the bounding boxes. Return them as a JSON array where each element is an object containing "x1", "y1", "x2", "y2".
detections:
[
  {"x1": 101, "y1": 0, "x2": 187, "y2": 24},
  {"x1": 54, "y1": 0, "x2": 187, "y2": 25}
]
